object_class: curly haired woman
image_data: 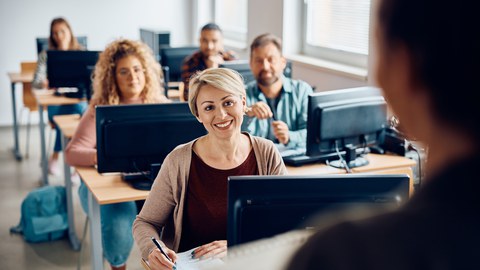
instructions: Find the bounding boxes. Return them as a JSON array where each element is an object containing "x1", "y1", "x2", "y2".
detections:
[{"x1": 65, "y1": 38, "x2": 169, "y2": 270}]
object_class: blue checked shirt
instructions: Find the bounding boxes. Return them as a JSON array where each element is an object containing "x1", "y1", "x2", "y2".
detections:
[{"x1": 242, "y1": 76, "x2": 313, "y2": 148}]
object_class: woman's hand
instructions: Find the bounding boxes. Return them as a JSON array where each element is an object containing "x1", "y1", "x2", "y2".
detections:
[
  {"x1": 192, "y1": 240, "x2": 227, "y2": 260},
  {"x1": 147, "y1": 245, "x2": 178, "y2": 270}
]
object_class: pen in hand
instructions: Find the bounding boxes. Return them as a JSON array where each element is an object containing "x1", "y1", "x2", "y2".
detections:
[{"x1": 151, "y1": 236, "x2": 173, "y2": 263}]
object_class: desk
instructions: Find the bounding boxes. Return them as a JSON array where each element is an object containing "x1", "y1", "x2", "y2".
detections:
[
  {"x1": 6, "y1": 71, "x2": 34, "y2": 161},
  {"x1": 76, "y1": 156, "x2": 414, "y2": 270},
  {"x1": 76, "y1": 167, "x2": 149, "y2": 270},
  {"x1": 287, "y1": 154, "x2": 416, "y2": 195},
  {"x1": 34, "y1": 90, "x2": 84, "y2": 185},
  {"x1": 53, "y1": 114, "x2": 82, "y2": 251},
  {"x1": 58, "y1": 114, "x2": 415, "y2": 269}
]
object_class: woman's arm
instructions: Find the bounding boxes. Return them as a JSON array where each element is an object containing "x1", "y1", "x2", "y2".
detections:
[
  {"x1": 64, "y1": 107, "x2": 97, "y2": 166},
  {"x1": 133, "y1": 153, "x2": 180, "y2": 260},
  {"x1": 32, "y1": 51, "x2": 48, "y2": 89}
]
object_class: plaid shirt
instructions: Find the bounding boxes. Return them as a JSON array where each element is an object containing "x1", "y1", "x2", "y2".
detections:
[{"x1": 181, "y1": 50, "x2": 237, "y2": 101}]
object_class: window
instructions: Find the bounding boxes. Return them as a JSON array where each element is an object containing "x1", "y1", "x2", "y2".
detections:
[
  {"x1": 304, "y1": 0, "x2": 371, "y2": 68},
  {"x1": 214, "y1": 0, "x2": 248, "y2": 46}
]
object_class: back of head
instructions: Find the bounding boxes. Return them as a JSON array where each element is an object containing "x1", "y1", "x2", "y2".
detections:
[
  {"x1": 250, "y1": 33, "x2": 283, "y2": 57},
  {"x1": 48, "y1": 17, "x2": 81, "y2": 50},
  {"x1": 188, "y1": 68, "x2": 245, "y2": 116},
  {"x1": 378, "y1": 0, "x2": 480, "y2": 141},
  {"x1": 201, "y1": 22, "x2": 222, "y2": 33},
  {"x1": 90, "y1": 39, "x2": 163, "y2": 106}
]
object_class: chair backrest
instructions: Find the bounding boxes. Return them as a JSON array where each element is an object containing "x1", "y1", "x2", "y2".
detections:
[
  {"x1": 160, "y1": 46, "x2": 199, "y2": 82},
  {"x1": 21, "y1": 62, "x2": 38, "y2": 111}
]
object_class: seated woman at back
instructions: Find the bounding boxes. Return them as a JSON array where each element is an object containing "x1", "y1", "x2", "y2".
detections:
[
  {"x1": 32, "y1": 17, "x2": 88, "y2": 176},
  {"x1": 65, "y1": 38, "x2": 169, "y2": 270},
  {"x1": 133, "y1": 68, "x2": 287, "y2": 270}
]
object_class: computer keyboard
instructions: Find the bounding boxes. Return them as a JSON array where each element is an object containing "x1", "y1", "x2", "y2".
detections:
[
  {"x1": 282, "y1": 152, "x2": 339, "y2": 167},
  {"x1": 283, "y1": 147, "x2": 372, "y2": 167},
  {"x1": 121, "y1": 172, "x2": 153, "y2": 190},
  {"x1": 275, "y1": 144, "x2": 306, "y2": 158}
]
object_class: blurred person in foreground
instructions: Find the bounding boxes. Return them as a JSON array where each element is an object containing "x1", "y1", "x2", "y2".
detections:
[{"x1": 286, "y1": 0, "x2": 480, "y2": 269}]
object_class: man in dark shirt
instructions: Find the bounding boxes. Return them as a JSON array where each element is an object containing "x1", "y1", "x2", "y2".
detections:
[{"x1": 181, "y1": 23, "x2": 237, "y2": 101}]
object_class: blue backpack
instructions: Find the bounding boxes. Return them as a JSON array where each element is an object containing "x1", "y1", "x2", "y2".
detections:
[{"x1": 10, "y1": 185, "x2": 68, "y2": 243}]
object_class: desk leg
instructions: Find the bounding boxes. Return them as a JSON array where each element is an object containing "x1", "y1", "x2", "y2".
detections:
[
  {"x1": 61, "y1": 134, "x2": 81, "y2": 251},
  {"x1": 88, "y1": 190, "x2": 104, "y2": 270},
  {"x1": 10, "y1": 82, "x2": 22, "y2": 161},
  {"x1": 38, "y1": 105, "x2": 49, "y2": 185}
]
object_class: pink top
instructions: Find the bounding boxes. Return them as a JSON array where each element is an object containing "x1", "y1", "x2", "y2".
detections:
[{"x1": 65, "y1": 97, "x2": 144, "y2": 167}]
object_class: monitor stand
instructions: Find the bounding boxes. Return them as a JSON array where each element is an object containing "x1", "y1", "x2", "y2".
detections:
[
  {"x1": 328, "y1": 145, "x2": 369, "y2": 169},
  {"x1": 121, "y1": 163, "x2": 161, "y2": 190}
]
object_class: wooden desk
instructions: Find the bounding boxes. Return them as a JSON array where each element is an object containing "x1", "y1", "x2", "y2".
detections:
[
  {"x1": 53, "y1": 114, "x2": 81, "y2": 251},
  {"x1": 77, "y1": 156, "x2": 414, "y2": 270},
  {"x1": 288, "y1": 154, "x2": 416, "y2": 195},
  {"x1": 34, "y1": 90, "x2": 84, "y2": 185},
  {"x1": 76, "y1": 167, "x2": 149, "y2": 270},
  {"x1": 56, "y1": 115, "x2": 416, "y2": 269},
  {"x1": 6, "y1": 72, "x2": 34, "y2": 161}
]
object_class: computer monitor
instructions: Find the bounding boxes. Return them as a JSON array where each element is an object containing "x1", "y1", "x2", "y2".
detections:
[
  {"x1": 219, "y1": 60, "x2": 292, "y2": 85},
  {"x1": 47, "y1": 50, "x2": 100, "y2": 101},
  {"x1": 36, "y1": 36, "x2": 88, "y2": 55},
  {"x1": 160, "y1": 46, "x2": 199, "y2": 82},
  {"x1": 96, "y1": 103, "x2": 207, "y2": 189},
  {"x1": 227, "y1": 174, "x2": 410, "y2": 247},
  {"x1": 139, "y1": 28, "x2": 171, "y2": 62},
  {"x1": 301, "y1": 87, "x2": 387, "y2": 168}
]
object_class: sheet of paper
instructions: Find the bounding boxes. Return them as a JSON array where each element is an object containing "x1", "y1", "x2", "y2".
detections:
[{"x1": 175, "y1": 247, "x2": 224, "y2": 270}]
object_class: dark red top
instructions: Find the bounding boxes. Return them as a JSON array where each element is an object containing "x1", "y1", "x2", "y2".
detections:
[{"x1": 178, "y1": 149, "x2": 258, "y2": 252}]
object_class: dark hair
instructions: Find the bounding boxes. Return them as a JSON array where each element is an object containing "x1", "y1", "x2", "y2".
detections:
[
  {"x1": 250, "y1": 33, "x2": 283, "y2": 57},
  {"x1": 201, "y1": 23, "x2": 222, "y2": 33},
  {"x1": 48, "y1": 17, "x2": 81, "y2": 50},
  {"x1": 378, "y1": 0, "x2": 480, "y2": 140}
]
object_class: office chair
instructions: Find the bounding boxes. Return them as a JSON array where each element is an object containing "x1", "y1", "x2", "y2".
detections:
[
  {"x1": 19, "y1": 62, "x2": 38, "y2": 158},
  {"x1": 19, "y1": 62, "x2": 56, "y2": 159}
]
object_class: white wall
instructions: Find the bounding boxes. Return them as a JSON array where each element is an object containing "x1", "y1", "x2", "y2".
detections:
[
  {"x1": 0, "y1": 0, "x2": 190, "y2": 126},
  {"x1": 1, "y1": 0, "x2": 377, "y2": 126}
]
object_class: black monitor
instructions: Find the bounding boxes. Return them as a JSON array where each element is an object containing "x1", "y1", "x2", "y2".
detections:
[
  {"x1": 220, "y1": 60, "x2": 292, "y2": 85},
  {"x1": 47, "y1": 50, "x2": 100, "y2": 101},
  {"x1": 139, "y1": 29, "x2": 171, "y2": 62},
  {"x1": 36, "y1": 36, "x2": 88, "y2": 55},
  {"x1": 96, "y1": 103, "x2": 207, "y2": 189},
  {"x1": 284, "y1": 87, "x2": 387, "y2": 167},
  {"x1": 160, "y1": 46, "x2": 199, "y2": 82},
  {"x1": 227, "y1": 174, "x2": 410, "y2": 247}
]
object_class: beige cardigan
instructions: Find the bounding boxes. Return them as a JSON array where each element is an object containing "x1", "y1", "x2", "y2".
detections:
[{"x1": 132, "y1": 133, "x2": 287, "y2": 259}]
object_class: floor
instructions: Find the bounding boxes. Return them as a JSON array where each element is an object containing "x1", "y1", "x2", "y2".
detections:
[{"x1": 0, "y1": 125, "x2": 144, "y2": 270}]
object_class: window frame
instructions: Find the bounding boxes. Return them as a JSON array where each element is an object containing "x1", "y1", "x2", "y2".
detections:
[
  {"x1": 302, "y1": 0, "x2": 371, "y2": 68},
  {"x1": 213, "y1": 0, "x2": 248, "y2": 46}
]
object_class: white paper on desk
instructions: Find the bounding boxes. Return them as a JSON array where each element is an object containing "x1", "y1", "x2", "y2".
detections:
[{"x1": 175, "y1": 247, "x2": 224, "y2": 270}]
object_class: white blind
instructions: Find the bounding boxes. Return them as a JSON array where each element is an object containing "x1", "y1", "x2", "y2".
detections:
[
  {"x1": 306, "y1": 0, "x2": 371, "y2": 56},
  {"x1": 214, "y1": 0, "x2": 248, "y2": 43}
]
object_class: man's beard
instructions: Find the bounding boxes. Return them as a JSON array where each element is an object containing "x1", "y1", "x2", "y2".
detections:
[{"x1": 257, "y1": 70, "x2": 279, "y2": 87}]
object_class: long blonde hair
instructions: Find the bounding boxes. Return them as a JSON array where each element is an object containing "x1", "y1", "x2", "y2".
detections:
[{"x1": 89, "y1": 39, "x2": 167, "y2": 107}]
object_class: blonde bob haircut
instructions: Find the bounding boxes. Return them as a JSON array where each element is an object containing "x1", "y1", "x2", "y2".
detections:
[
  {"x1": 188, "y1": 68, "x2": 246, "y2": 116},
  {"x1": 90, "y1": 39, "x2": 165, "y2": 107}
]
